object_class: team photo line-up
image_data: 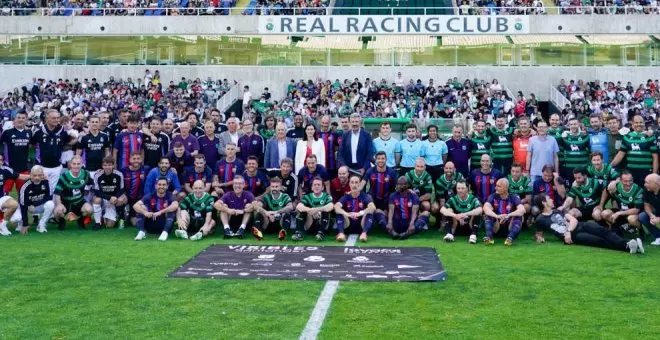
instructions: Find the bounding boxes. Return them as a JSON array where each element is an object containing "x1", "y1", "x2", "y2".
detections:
[{"x1": 0, "y1": 108, "x2": 659, "y2": 255}]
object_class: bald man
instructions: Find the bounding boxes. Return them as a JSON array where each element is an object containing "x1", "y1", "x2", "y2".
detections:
[
  {"x1": 404, "y1": 158, "x2": 434, "y2": 213},
  {"x1": 330, "y1": 166, "x2": 351, "y2": 203},
  {"x1": 482, "y1": 178, "x2": 526, "y2": 246},
  {"x1": 640, "y1": 173, "x2": 660, "y2": 246}
]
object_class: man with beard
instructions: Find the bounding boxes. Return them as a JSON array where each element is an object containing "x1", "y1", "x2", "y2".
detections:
[
  {"x1": 506, "y1": 163, "x2": 532, "y2": 215},
  {"x1": 587, "y1": 114, "x2": 609, "y2": 164},
  {"x1": 558, "y1": 118, "x2": 590, "y2": 184},
  {"x1": 170, "y1": 122, "x2": 200, "y2": 156},
  {"x1": 112, "y1": 115, "x2": 143, "y2": 170},
  {"x1": 482, "y1": 178, "x2": 526, "y2": 246},
  {"x1": 218, "y1": 118, "x2": 245, "y2": 158},
  {"x1": 214, "y1": 176, "x2": 255, "y2": 239},
  {"x1": 133, "y1": 178, "x2": 179, "y2": 241},
  {"x1": 487, "y1": 115, "x2": 515, "y2": 174},
  {"x1": 611, "y1": 115, "x2": 658, "y2": 187},
  {"x1": 469, "y1": 154, "x2": 503, "y2": 204},
  {"x1": 252, "y1": 177, "x2": 294, "y2": 241},
  {"x1": 468, "y1": 120, "x2": 491, "y2": 173},
  {"x1": 335, "y1": 175, "x2": 376, "y2": 242},
  {"x1": 286, "y1": 113, "x2": 305, "y2": 140},
  {"x1": 77, "y1": 115, "x2": 111, "y2": 172},
  {"x1": 338, "y1": 114, "x2": 373, "y2": 175},
  {"x1": 107, "y1": 109, "x2": 130, "y2": 144},
  {"x1": 587, "y1": 151, "x2": 619, "y2": 186},
  {"x1": 213, "y1": 143, "x2": 245, "y2": 197},
  {"x1": 144, "y1": 156, "x2": 182, "y2": 197},
  {"x1": 386, "y1": 176, "x2": 430, "y2": 240},
  {"x1": 182, "y1": 154, "x2": 213, "y2": 194},
  {"x1": 439, "y1": 180, "x2": 482, "y2": 243},
  {"x1": 317, "y1": 115, "x2": 341, "y2": 178},
  {"x1": 363, "y1": 151, "x2": 397, "y2": 231},
  {"x1": 640, "y1": 174, "x2": 660, "y2": 246},
  {"x1": 242, "y1": 156, "x2": 270, "y2": 200},
  {"x1": 53, "y1": 156, "x2": 93, "y2": 230},
  {"x1": 297, "y1": 154, "x2": 330, "y2": 198},
  {"x1": 395, "y1": 124, "x2": 424, "y2": 176},
  {"x1": 237, "y1": 119, "x2": 265, "y2": 166},
  {"x1": 512, "y1": 116, "x2": 533, "y2": 173},
  {"x1": 601, "y1": 171, "x2": 644, "y2": 236},
  {"x1": 121, "y1": 152, "x2": 147, "y2": 227},
  {"x1": 330, "y1": 166, "x2": 351, "y2": 203},
  {"x1": 559, "y1": 167, "x2": 604, "y2": 222},
  {"x1": 91, "y1": 157, "x2": 127, "y2": 230},
  {"x1": 141, "y1": 117, "x2": 170, "y2": 173},
  {"x1": 294, "y1": 177, "x2": 334, "y2": 241},
  {"x1": 1, "y1": 111, "x2": 32, "y2": 193},
  {"x1": 31, "y1": 109, "x2": 75, "y2": 194},
  {"x1": 210, "y1": 109, "x2": 227, "y2": 135},
  {"x1": 9, "y1": 165, "x2": 54, "y2": 235},
  {"x1": 175, "y1": 180, "x2": 216, "y2": 241},
  {"x1": 198, "y1": 121, "x2": 221, "y2": 169}
]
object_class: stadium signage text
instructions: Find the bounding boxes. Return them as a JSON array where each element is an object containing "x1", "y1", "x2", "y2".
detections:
[{"x1": 260, "y1": 15, "x2": 529, "y2": 35}]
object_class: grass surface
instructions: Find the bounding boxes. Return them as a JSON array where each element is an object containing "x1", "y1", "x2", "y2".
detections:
[{"x1": 1, "y1": 225, "x2": 659, "y2": 339}]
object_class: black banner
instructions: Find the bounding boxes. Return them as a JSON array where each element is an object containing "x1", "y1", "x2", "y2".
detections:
[{"x1": 169, "y1": 245, "x2": 447, "y2": 282}]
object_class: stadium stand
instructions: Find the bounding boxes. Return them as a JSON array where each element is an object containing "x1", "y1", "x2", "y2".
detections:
[
  {"x1": 459, "y1": 0, "x2": 547, "y2": 14},
  {"x1": 580, "y1": 35, "x2": 653, "y2": 45},
  {"x1": 333, "y1": 0, "x2": 455, "y2": 14},
  {"x1": 243, "y1": 0, "x2": 328, "y2": 15},
  {"x1": 297, "y1": 36, "x2": 364, "y2": 49},
  {"x1": 556, "y1": 0, "x2": 659, "y2": 14},
  {"x1": 510, "y1": 35, "x2": 582, "y2": 44},
  {"x1": 367, "y1": 35, "x2": 436, "y2": 50},
  {"x1": 441, "y1": 35, "x2": 509, "y2": 46},
  {"x1": 1, "y1": 0, "x2": 238, "y2": 16}
]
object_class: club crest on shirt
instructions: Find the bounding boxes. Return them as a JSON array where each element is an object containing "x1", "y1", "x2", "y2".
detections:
[
  {"x1": 358, "y1": 202, "x2": 364, "y2": 209},
  {"x1": 407, "y1": 201, "x2": 413, "y2": 207}
]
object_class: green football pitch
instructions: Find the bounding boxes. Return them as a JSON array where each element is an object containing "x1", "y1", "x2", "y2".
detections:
[{"x1": 2, "y1": 226, "x2": 659, "y2": 339}]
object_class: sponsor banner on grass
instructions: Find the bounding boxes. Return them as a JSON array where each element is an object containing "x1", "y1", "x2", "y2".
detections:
[
  {"x1": 259, "y1": 15, "x2": 529, "y2": 35},
  {"x1": 170, "y1": 245, "x2": 447, "y2": 282}
]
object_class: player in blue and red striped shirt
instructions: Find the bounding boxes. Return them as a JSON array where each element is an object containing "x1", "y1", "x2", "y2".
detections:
[
  {"x1": 182, "y1": 154, "x2": 213, "y2": 194},
  {"x1": 469, "y1": 154, "x2": 503, "y2": 203},
  {"x1": 317, "y1": 115, "x2": 340, "y2": 178},
  {"x1": 121, "y1": 152, "x2": 147, "y2": 226},
  {"x1": 212, "y1": 143, "x2": 245, "y2": 197},
  {"x1": 133, "y1": 178, "x2": 179, "y2": 242},
  {"x1": 113, "y1": 115, "x2": 144, "y2": 170},
  {"x1": 335, "y1": 175, "x2": 376, "y2": 242},
  {"x1": 532, "y1": 165, "x2": 567, "y2": 207},
  {"x1": 483, "y1": 178, "x2": 527, "y2": 246},
  {"x1": 242, "y1": 156, "x2": 270, "y2": 200},
  {"x1": 364, "y1": 151, "x2": 397, "y2": 230},
  {"x1": 387, "y1": 176, "x2": 430, "y2": 240}
]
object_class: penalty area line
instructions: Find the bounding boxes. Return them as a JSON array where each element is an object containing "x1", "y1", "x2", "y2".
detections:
[{"x1": 299, "y1": 234, "x2": 358, "y2": 340}]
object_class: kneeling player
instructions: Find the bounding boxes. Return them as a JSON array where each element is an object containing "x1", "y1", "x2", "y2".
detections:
[
  {"x1": 9, "y1": 166, "x2": 54, "y2": 234},
  {"x1": 386, "y1": 176, "x2": 430, "y2": 240},
  {"x1": 253, "y1": 177, "x2": 294, "y2": 241},
  {"x1": 133, "y1": 178, "x2": 179, "y2": 241},
  {"x1": 92, "y1": 157, "x2": 128, "y2": 230},
  {"x1": 439, "y1": 180, "x2": 482, "y2": 244},
  {"x1": 53, "y1": 156, "x2": 93, "y2": 230},
  {"x1": 335, "y1": 175, "x2": 377, "y2": 242},
  {"x1": 601, "y1": 171, "x2": 643, "y2": 236},
  {"x1": 434, "y1": 161, "x2": 464, "y2": 231},
  {"x1": 214, "y1": 175, "x2": 255, "y2": 238},
  {"x1": 295, "y1": 177, "x2": 334, "y2": 241},
  {"x1": 404, "y1": 158, "x2": 435, "y2": 213},
  {"x1": 559, "y1": 167, "x2": 603, "y2": 222},
  {"x1": 483, "y1": 178, "x2": 526, "y2": 246},
  {"x1": 176, "y1": 180, "x2": 215, "y2": 241}
]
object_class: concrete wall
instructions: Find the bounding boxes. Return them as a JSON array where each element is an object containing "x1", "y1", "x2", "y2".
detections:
[
  {"x1": 2, "y1": 15, "x2": 660, "y2": 35},
  {"x1": 1, "y1": 65, "x2": 658, "y2": 101}
]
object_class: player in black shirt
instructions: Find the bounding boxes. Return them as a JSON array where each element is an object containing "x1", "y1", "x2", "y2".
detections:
[
  {"x1": 76, "y1": 115, "x2": 111, "y2": 172},
  {"x1": 8, "y1": 165, "x2": 54, "y2": 234},
  {"x1": 141, "y1": 117, "x2": 171, "y2": 172},
  {"x1": 30, "y1": 109, "x2": 75, "y2": 194},
  {"x1": 92, "y1": 157, "x2": 127, "y2": 230},
  {"x1": 106, "y1": 109, "x2": 130, "y2": 144},
  {"x1": 0, "y1": 111, "x2": 32, "y2": 193}
]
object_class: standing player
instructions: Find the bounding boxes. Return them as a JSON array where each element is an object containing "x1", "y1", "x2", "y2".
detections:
[
  {"x1": 113, "y1": 115, "x2": 143, "y2": 170},
  {"x1": 587, "y1": 114, "x2": 609, "y2": 164},
  {"x1": 488, "y1": 115, "x2": 514, "y2": 174},
  {"x1": 335, "y1": 175, "x2": 376, "y2": 242},
  {"x1": 601, "y1": 171, "x2": 643, "y2": 235},
  {"x1": 404, "y1": 158, "x2": 434, "y2": 212},
  {"x1": 611, "y1": 115, "x2": 658, "y2": 187},
  {"x1": 559, "y1": 167, "x2": 603, "y2": 222},
  {"x1": 386, "y1": 176, "x2": 430, "y2": 240},
  {"x1": 141, "y1": 117, "x2": 170, "y2": 173},
  {"x1": 294, "y1": 177, "x2": 334, "y2": 241},
  {"x1": 9, "y1": 165, "x2": 54, "y2": 234},
  {"x1": 242, "y1": 156, "x2": 270, "y2": 200},
  {"x1": 133, "y1": 178, "x2": 179, "y2": 241},
  {"x1": 362, "y1": 152, "x2": 397, "y2": 231},
  {"x1": 422, "y1": 125, "x2": 448, "y2": 182},
  {"x1": 175, "y1": 180, "x2": 215, "y2": 241},
  {"x1": 317, "y1": 115, "x2": 341, "y2": 178},
  {"x1": 468, "y1": 120, "x2": 491, "y2": 174},
  {"x1": 212, "y1": 143, "x2": 245, "y2": 197},
  {"x1": 1, "y1": 111, "x2": 32, "y2": 193},
  {"x1": 512, "y1": 116, "x2": 533, "y2": 173},
  {"x1": 372, "y1": 122, "x2": 398, "y2": 169},
  {"x1": 76, "y1": 115, "x2": 111, "y2": 172},
  {"x1": 214, "y1": 176, "x2": 255, "y2": 239},
  {"x1": 446, "y1": 125, "x2": 471, "y2": 178},
  {"x1": 587, "y1": 151, "x2": 619, "y2": 186},
  {"x1": 53, "y1": 156, "x2": 93, "y2": 230},
  {"x1": 558, "y1": 118, "x2": 590, "y2": 184},
  {"x1": 469, "y1": 154, "x2": 503, "y2": 203},
  {"x1": 31, "y1": 109, "x2": 75, "y2": 194},
  {"x1": 547, "y1": 113, "x2": 564, "y2": 140},
  {"x1": 182, "y1": 154, "x2": 213, "y2": 194},
  {"x1": 482, "y1": 178, "x2": 526, "y2": 246},
  {"x1": 91, "y1": 157, "x2": 127, "y2": 230},
  {"x1": 395, "y1": 124, "x2": 424, "y2": 175},
  {"x1": 252, "y1": 177, "x2": 294, "y2": 241},
  {"x1": 121, "y1": 152, "x2": 147, "y2": 227},
  {"x1": 439, "y1": 180, "x2": 482, "y2": 243}
]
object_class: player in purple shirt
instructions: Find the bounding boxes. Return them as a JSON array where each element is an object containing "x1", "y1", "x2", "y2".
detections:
[
  {"x1": 132, "y1": 178, "x2": 179, "y2": 242},
  {"x1": 386, "y1": 176, "x2": 430, "y2": 240},
  {"x1": 197, "y1": 121, "x2": 221, "y2": 168},
  {"x1": 469, "y1": 154, "x2": 503, "y2": 203},
  {"x1": 445, "y1": 125, "x2": 471, "y2": 178},
  {"x1": 363, "y1": 151, "x2": 397, "y2": 230},
  {"x1": 214, "y1": 175, "x2": 255, "y2": 238},
  {"x1": 242, "y1": 156, "x2": 270, "y2": 200},
  {"x1": 335, "y1": 175, "x2": 376, "y2": 242},
  {"x1": 483, "y1": 178, "x2": 527, "y2": 246},
  {"x1": 170, "y1": 122, "x2": 200, "y2": 155},
  {"x1": 237, "y1": 119, "x2": 265, "y2": 166},
  {"x1": 182, "y1": 154, "x2": 213, "y2": 194},
  {"x1": 112, "y1": 115, "x2": 143, "y2": 169}
]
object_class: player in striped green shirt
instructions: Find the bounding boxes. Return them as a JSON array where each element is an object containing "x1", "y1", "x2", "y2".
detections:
[
  {"x1": 439, "y1": 181, "x2": 483, "y2": 243},
  {"x1": 611, "y1": 115, "x2": 658, "y2": 187},
  {"x1": 176, "y1": 180, "x2": 215, "y2": 241},
  {"x1": 487, "y1": 116, "x2": 514, "y2": 174},
  {"x1": 548, "y1": 113, "x2": 565, "y2": 140},
  {"x1": 53, "y1": 156, "x2": 94, "y2": 230},
  {"x1": 294, "y1": 177, "x2": 334, "y2": 241},
  {"x1": 558, "y1": 168, "x2": 604, "y2": 222},
  {"x1": 601, "y1": 171, "x2": 644, "y2": 236},
  {"x1": 469, "y1": 120, "x2": 491, "y2": 171},
  {"x1": 404, "y1": 158, "x2": 435, "y2": 212},
  {"x1": 587, "y1": 151, "x2": 619, "y2": 186},
  {"x1": 253, "y1": 177, "x2": 294, "y2": 241},
  {"x1": 558, "y1": 118, "x2": 591, "y2": 184},
  {"x1": 507, "y1": 163, "x2": 532, "y2": 213}
]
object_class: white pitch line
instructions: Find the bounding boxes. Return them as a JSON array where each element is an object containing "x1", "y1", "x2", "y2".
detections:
[{"x1": 299, "y1": 234, "x2": 358, "y2": 340}]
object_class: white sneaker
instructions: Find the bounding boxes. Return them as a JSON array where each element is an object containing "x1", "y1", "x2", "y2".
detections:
[
  {"x1": 158, "y1": 231, "x2": 168, "y2": 241},
  {"x1": 134, "y1": 231, "x2": 146, "y2": 241},
  {"x1": 469, "y1": 234, "x2": 477, "y2": 244},
  {"x1": 651, "y1": 238, "x2": 660, "y2": 246},
  {"x1": 15, "y1": 226, "x2": 22, "y2": 233},
  {"x1": 174, "y1": 229, "x2": 188, "y2": 240},
  {"x1": 443, "y1": 233, "x2": 455, "y2": 242},
  {"x1": 627, "y1": 239, "x2": 638, "y2": 254},
  {"x1": 636, "y1": 238, "x2": 645, "y2": 254},
  {"x1": 36, "y1": 226, "x2": 47, "y2": 233},
  {"x1": 0, "y1": 225, "x2": 10, "y2": 236},
  {"x1": 190, "y1": 232, "x2": 203, "y2": 241}
]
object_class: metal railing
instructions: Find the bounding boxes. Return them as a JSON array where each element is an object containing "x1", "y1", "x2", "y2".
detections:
[
  {"x1": 217, "y1": 83, "x2": 241, "y2": 113},
  {"x1": 549, "y1": 84, "x2": 571, "y2": 110},
  {"x1": 2, "y1": 6, "x2": 660, "y2": 16}
]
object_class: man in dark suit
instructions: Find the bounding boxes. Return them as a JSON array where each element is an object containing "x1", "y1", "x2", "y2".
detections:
[
  {"x1": 338, "y1": 114, "x2": 373, "y2": 175},
  {"x1": 264, "y1": 123, "x2": 297, "y2": 169}
]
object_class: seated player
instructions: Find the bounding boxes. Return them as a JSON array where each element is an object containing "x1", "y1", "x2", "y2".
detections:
[
  {"x1": 587, "y1": 151, "x2": 619, "y2": 186},
  {"x1": 294, "y1": 177, "x2": 334, "y2": 241},
  {"x1": 0, "y1": 155, "x2": 22, "y2": 235},
  {"x1": 212, "y1": 143, "x2": 245, "y2": 197},
  {"x1": 434, "y1": 161, "x2": 464, "y2": 231},
  {"x1": 439, "y1": 180, "x2": 483, "y2": 244},
  {"x1": 133, "y1": 178, "x2": 179, "y2": 241},
  {"x1": 533, "y1": 194, "x2": 643, "y2": 254},
  {"x1": 532, "y1": 165, "x2": 566, "y2": 209},
  {"x1": 92, "y1": 157, "x2": 128, "y2": 230},
  {"x1": 175, "y1": 180, "x2": 215, "y2": 241},
  {"x1": 213, "y1": 175, "x2": 255, "y2": 239},
  {"x1": 330, "y1": 166, "x2": 351, "y2": 203},
  {"x1": 386, "y1": 176, "x2": 430, "y2": 240},
  {"x1": 470, "y1": 154, "x2": 503, "y2": 203},
  {"x1": 144, "y1": 156, "x2": 182, "y2": 198},
  {"x1": 507, "y1": 163, "x2": 532, "y2": 214},
  {"x1": 243, "y1": 156, "x2": 270, "y2": 200},
  {"x1": 53, "y1": 156, "x2": 94, "y2": 230},
  {"x1": 601, "y1": 171, "x2": 643, "y2": 236},
  {"x1": 9, "y1": 165, "x2": 54, "y2": 234},
  {"x1": 335, "y1": 174, "x2": 377, "y2": 242},
  {"x1": 559, "y1": 167, "x2": 603, "y2": 222},
  {"x1": 121, "y1": 152, "x2": 147, "y2": 228},
  {"x1": 182, "y1": 154, "x2": 213, "y2": 194},
  {"x1": 482, "y1": 178, "x2": 526, "y2": 246},
  {"x1": 253, "y1": 177, "x2": 294, "y2": 241},
  {"x1": 404, "y1": 157, "x2": 434, "y2": 212},
  {"x1": 297, "y1": 154, "x2": 330, "y2": 198},
  {"x1": 640, "y1": 174, "x2": 660, "y2": 246},
  {"x1": 362, "y1": 152, "x2": 397, "y2": 231}
]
